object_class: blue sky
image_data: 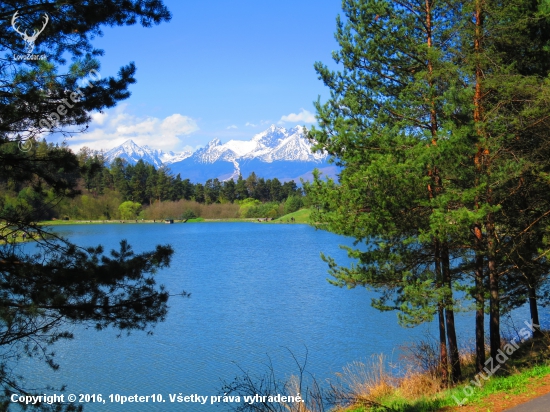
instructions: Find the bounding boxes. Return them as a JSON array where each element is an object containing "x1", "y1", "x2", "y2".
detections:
[{"x1": 67, "y1": 0, "x2": 342, "y2": 153}]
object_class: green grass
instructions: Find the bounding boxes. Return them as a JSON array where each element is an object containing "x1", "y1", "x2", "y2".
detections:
[
  {"x1": 40, "y1": 217, "x2": 255, "y2": 225},
  {"x1": 39, "y1": 219, "x2": 123, "y2": 225},
  {"x1": 37, "y1": 210, "x2": 315, "y2": 225},
  {"x1": 0, "y1": 230, "x2": 40, "y2": 244},
  {"x1": 273, "y1": 208, "x2": 311, "y2": 223},
  {"x1": 39, "y1": 219, "x2": 191, "y2": 225},
  {"x1": 1, "y1": 235, "x2": 28, "y2": 244}
]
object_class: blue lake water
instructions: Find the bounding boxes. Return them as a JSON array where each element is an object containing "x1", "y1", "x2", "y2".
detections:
[{"x1": 15, "y1": 223, "x2": 545, "y2": 411}]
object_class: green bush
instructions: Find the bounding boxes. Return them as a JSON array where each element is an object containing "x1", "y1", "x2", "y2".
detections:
[
  {"x1": 284, "y1": 195, "x2": 304, "y2": 215},
  {"x1": 238, "y1": 198, "x2": 261, "y2": 217},
  {"x1": 118, "y1": 201, "x2": 142, "y2": 220},
  {"x1": 181, "y1": 209, "x2": 197, "y2": 219},
  {"x1": 245, "y1": 202, "x2": 280, "y2": 218}
]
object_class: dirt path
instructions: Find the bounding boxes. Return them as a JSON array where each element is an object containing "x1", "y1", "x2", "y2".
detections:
[{"x1": 439, "y1": 374, "x2": 550, "y2": 411}]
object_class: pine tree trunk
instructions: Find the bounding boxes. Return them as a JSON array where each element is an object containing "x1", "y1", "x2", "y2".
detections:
[
  {"x1": 424, "y1": 2, "x2": 450, "y2": 383},
  {"x1": 434, "y1": 239, "x2": 449, "y2": 383},
  {"x1": 473, "y1": 0, "x2": 492, "y2": 365},
  {"x1": 442, "y1": 243, "x2": 461, "y2": 382},
  {"x1": 438, "y1": 303, "x2": 449, "y2": 385},
  {"x1": 474, "y1": 227, "x2": 485, "y2": 372},
  {"x1": 523, "y1": 233, "x2": 542, "y2": 338},
  {"x1": 486, "y1": 216, "x2": 500, "y2": 359},
  {"x1": 528, "y1": 282, "x2": 542, "y2": 338}
]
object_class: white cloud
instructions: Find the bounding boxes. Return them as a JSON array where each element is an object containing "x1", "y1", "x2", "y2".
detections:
[
  {"x1": 245, "y1": 122, "x2": 257, "y2": 127},
  {"x1": 226, "y1": 125, "x2": 238, "y2": 130},
  {"x1": 90, "y1": 111, "x2": 107, "y2": 125},
  {"x1": 278, "y1": 108, "x2": 316, "y2": 124},
  {"x1": 67, "y1": 107, "x2": 199, "y2": 152}
]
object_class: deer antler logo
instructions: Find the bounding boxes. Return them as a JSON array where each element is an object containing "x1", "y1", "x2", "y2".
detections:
[{"x1": 11, "y1": 11, "x2": 49, "y2": 54}]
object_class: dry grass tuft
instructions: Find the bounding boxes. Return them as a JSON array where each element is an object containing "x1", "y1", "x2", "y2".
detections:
[
  {"x1": 280, "y1": 375, "x2": 317, "y2": 412},
  {"x1": 331, "y1": 353, "x2": 442, "y2": 407},
  {"x1": 331, "y1": 354, "x2": 395, "y2": 408},
  {"x1": 397, "y1": 370, "x2": 442, "y2": 399},
  {"x1": 398, "y1": 337, "x2": 442, "y2": 379}
]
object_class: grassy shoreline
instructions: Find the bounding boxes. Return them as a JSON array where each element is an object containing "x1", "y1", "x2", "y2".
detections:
[
  {"x1": 37, "y1": 208, "x2": 313, "y2": 226},
  {"x1": 344, "y1": 363, "x2": 550, "y2": 412},
  {"x1": 340, "y1": 332, "x2": 550, "y2": 412},
  {"x1": 39, "y1": 218, "x2": 252, "y2": 225},
  {"x1": 2, "y1": 209, "x2": 312, "y2": 244}
]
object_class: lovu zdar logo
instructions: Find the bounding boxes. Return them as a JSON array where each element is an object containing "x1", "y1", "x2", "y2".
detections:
[{"x1": 11, "y1": 10, "x2": 48, "y2": 54}]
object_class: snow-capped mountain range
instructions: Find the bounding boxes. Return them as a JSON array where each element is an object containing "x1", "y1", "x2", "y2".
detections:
[
  {"x1": 103, "y1": 125, "x2": 336, "y2": 182},
  {"x1": 104, "y1": 140, "x2": 192, "y2": 168}
]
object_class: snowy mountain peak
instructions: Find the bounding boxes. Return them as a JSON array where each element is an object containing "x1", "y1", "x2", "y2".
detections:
[
  {"x1": 250, "y1": 125, "x2": 288, "y2": 147},
  {"x1": 192, "y1": 125, "x2": 325, "y2": 164},
  {"x1": 121, "y1": 139, "x2": 137, "y2": 147},
  {"x1": 289, "y1": 125, "x2": 306, "y2": 135},
  {"x1": 207, "y1": 138, "x2": 221, "y2": 148},
  {"x1": 104, "y1": 139, "x2": 191, "y2": 168},
  {"x1": 117, "y1": 139, "x2": 142, "y2": 152}
]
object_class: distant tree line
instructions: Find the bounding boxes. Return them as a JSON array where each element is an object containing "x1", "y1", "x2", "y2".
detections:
[
  {"x1": 0, "y1": 142, "x2": 305, "y2": 221},
  {"x1": 78, "y1": 148, "x2": 303, "y2": 205}
]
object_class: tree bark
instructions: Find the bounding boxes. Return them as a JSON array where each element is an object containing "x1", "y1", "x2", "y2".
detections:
[
  {"x1": 435, "y1": 239, "x2": 449, "y2": 384},
  {"x1": 486, "y1": 216, "x2": 500, "y2": 359},
  {"x1": 474, "y1": 225, "x2": 485, "y2": 372},
  {"x1": 528, "y1": 281, "x2": 542, "y2": 338},
  {"x1": 438, "y1": 302, "x2": 449, "y2": 385},
  {"x1": 522, "y1": 232, "x2": 542, "y2": 338},
  {"x1": 442, "y1": 243, "x2": 461, "y2": 382}
]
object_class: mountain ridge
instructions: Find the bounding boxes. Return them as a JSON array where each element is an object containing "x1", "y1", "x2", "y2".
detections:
[
  {"x1": 103, "y1": 125, "x2": 333, "y2": 182},
  {"x1": 103, "y1": 139, "x2": 192, "y2": 168}
]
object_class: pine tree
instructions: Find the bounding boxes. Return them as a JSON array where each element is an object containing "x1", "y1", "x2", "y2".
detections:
[
  {"x1": 221, "y1": 179, "x2": 237, "y2": 203},
  {"x1": 307, "y1": 0, "x2": 470, "y2": 382},
  {"x1": 156, "y1": 167, "x2": 173, "y2": 202},
  {"x1": 110, "y1": 158, "x2": 131, "y2": 200},
  {"x1": 194, "y1": 183, "x2": 205, "y2": 203},
  {"x1": 462, "y1": 0, "x2": 550, "y2": 360},
  {"x1": 308, "y1": 0, "x2": 550, "y2": 380},
  {"x1": 0, "y1": 0, "x2": 177, "y2": 405},
  {"x1": 269, "y1": 178, "x2": 283, "y2": 202},
  {"x1": 245, "y1": 172, "x2": 258, "y2": 198},
  {"x1": 235, "y1": 174, "x2": 249, "y2": 200}
]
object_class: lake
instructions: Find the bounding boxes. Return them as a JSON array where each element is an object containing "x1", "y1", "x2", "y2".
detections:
[{"x1": 16, "y1": 223, "x2": 542, "y2": 411}]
